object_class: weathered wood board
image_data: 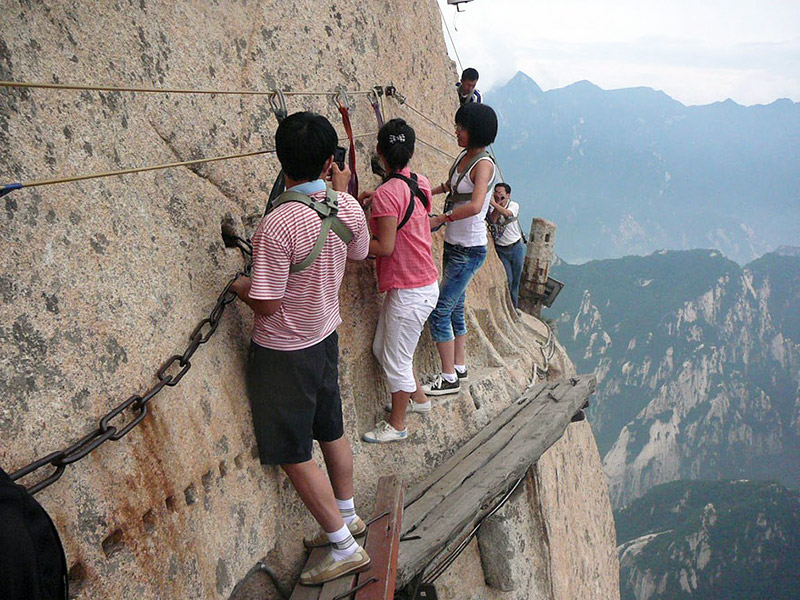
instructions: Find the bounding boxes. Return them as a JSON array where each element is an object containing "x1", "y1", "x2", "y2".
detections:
[{"x1": 395, "y1": 375, "x2": 596, "y2": 588}]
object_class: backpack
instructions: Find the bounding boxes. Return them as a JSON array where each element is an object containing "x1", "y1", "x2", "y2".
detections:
[
  {"x1": 384, "y1": 172, "x2": 430, "y2": 230},
  {"x1": 0, "y1": 468, "x2": 69, "y2": 600},
  {"x1": 443, "y1": 150, "x2": 493, "y2": 213},
  {"x1": 268, "y1": 188, "x2": 354, "y2": 273}
]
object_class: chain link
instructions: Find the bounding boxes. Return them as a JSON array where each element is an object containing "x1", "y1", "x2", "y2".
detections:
[{"x1": 10, "y1": 254, "x2": 252, "y2": 495}]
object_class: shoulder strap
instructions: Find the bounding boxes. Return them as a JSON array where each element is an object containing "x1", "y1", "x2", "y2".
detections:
[
  {"x1": 270, "y1": 188, "x2": 354, "y2": 273},
  {"x1": 447, "y1": 150, "x2": 493, "y2": 206},
  {"x1": 386, "y1": 172, "x2": 430, "y2": 231}
]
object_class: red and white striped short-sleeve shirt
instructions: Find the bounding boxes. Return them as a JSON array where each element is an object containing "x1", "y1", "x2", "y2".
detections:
[{"x1": 249, "y1": 188, "x2": 369, "y2": 350}]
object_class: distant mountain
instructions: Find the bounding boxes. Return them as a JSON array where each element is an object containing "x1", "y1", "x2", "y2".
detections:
[
  {"x1": 616, "y1": 479, "x2": 800, "y2": 600},
  {"x1": 487, "y1": 72, "x2": 800, "y2": 264},
  {"x1": 545, "y1": 250, "x2": 800, "y2": 507}
]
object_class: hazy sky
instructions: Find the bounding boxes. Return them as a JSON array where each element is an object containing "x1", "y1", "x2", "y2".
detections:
[{"x1": 437, "y1": 0, "x2": 800, "y2": 106}]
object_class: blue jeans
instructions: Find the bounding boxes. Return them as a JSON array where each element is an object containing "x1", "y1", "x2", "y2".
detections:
[
  {"x1": 428, "y1": 242, "x2": 487, "y2": 343},
  {"x1": 495, "y1": 239, "x2": 526, "y2": 307}
]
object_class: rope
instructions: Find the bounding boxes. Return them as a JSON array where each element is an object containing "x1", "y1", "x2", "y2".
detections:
[
  {"x1": 0, "y1": 80, "x2": 374, "y2": 97},
  {"x1": 402, "y1": 101, "x2": 456, "y2": 139},
  {"x1": 416, "y1": 137, "x2": 457, "y2": 160},
  {"x1": 437, "y1": 1, "x2": 464, "y2": 73},
  {"x1": 1, "y1": 132, "x2": 377, "y2": 194}
]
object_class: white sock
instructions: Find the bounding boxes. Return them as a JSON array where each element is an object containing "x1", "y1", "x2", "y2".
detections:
[
  {"x1": 454, "y1": 364, "x2": 466, "y2": 374},
  {"x1": 336, "y1": 497, "x2": 356, "y2": 525},
  {"x1": 327, "y1": 523, "x2": 358, "y2": 560},
  {"x1": 441, "y1": 372, "x2": 457, "y2": 383}
]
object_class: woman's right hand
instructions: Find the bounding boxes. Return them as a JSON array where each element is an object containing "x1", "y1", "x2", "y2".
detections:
[{"x1": 358, "y1": 190, "x2": 375, "y2": 208}]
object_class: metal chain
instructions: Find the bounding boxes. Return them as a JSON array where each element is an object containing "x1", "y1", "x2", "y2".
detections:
[{"x1": 9, "y1": 248, "x2": 252, "y2": 495}]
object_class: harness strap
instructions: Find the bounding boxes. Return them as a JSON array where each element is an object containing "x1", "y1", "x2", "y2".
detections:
[
  {"x1": 337, "y1": 104, "x2": 359, "y2": 197},
  {"x1": 386, "y1": 172, "x2": 430, "y2": 230},
  {"x1": 270, "y1": 188, "x2": 354, "y2": 273},
  {"x1": 445, "y1": 150, "x2": 492, "y2": 209}
]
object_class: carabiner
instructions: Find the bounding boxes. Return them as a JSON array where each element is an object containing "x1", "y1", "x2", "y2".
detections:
[{"x1": 268, "y1": 89, "x2": 288, "y2": 122}]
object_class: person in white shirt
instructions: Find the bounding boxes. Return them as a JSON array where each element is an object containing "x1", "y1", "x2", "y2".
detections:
[
  {"x1": 425, "y1": 103, "x2": 498, "y2": 396},
  {"x1": 489, "y1": 182, "x2": 525, "y2": 308}
]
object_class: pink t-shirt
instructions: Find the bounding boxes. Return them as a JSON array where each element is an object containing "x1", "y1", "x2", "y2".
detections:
[
  {"x1": 370, "y1": 168, "x2": 439, "y2": 293},
  {"x1": 249, "y1": 188, "x2": 370, "y2": 350}
]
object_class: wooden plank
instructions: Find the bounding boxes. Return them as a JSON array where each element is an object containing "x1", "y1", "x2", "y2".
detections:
[
  {"x1": 289, "y1": 548, "x2": 324, "y2": 600},
  {"x1": 402, "y1": 399, "x2": 551, "y2": 533},
  {"x1": 403, "y1": 380, "x2": 555, "y2": 507},
  {"x1": 356, "y1": 475, "x2": 403, "y2": 600},
  {"x1": 395, "y1": 375, "x2": 595, "y2": 587}
]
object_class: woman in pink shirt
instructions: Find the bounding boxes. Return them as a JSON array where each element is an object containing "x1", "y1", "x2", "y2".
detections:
[{"x1": 360, "y1": 119, "x2": 440, "y2": 443}]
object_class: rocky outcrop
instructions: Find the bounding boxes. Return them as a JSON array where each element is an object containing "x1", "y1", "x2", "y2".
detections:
[
  {"x1": 616, "y1": 480, "x2": 800, "y2": 600},
  {"x1": 550, "y1": 250, "x2": 800, "y2": 508},
  {"x1": 1, "y1": 2, "x2": 619, "y2": 598}
]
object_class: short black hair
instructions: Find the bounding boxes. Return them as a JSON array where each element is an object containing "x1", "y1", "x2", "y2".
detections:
[
  {"x1": 495, "y1": 182, "x2": 511, "y2": 194},
  {"x1": 275, "y1": 111, "x2": 338, "y2": 181},
  {"x1": 455, "y1": 103, "x2": 497, "y2": 148},
  {"x1": 461, "y1": 67, "x2": 479, "y2": 82},
  {"x1": 377, "y1": 118, "x2": 416, "y2": 170}
]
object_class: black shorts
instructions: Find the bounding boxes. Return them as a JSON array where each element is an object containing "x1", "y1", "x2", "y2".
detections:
[{"x1": 246, "y1": 332, "x2": 344, "y2": 465}]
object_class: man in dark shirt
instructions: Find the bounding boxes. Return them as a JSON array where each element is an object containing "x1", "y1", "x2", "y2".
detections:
[{"x1": 456, "y1": 67, "x2": 482, "y2": 105}]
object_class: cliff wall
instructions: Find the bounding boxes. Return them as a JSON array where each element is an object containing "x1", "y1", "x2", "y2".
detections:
[{"x1": 1, "y1": 1, "x2": 618, "y2": 598}]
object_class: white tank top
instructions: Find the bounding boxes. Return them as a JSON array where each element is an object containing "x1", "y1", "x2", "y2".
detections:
[{"x1": 444, "y1": 153, "x2": 497, "y2": 247}]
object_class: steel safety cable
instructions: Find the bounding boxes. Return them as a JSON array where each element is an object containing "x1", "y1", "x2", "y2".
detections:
[
  {"x1": 416, "y1": 137, "x2": 458, "y2": 160},
  {"x1": 0, "y1": 79, "x2": 376, "y2": 97},
  {"x1": 437, "y1": 1, "x2": 464, "y2": 73},
  {"x1": 1, "y1": 132, "x2": 378, "y2": 197},
  {"x1": 402, "y1": 100, "x2": 456, "y2": 139},
  {"x1": 434, "y1": 3, "x2": 509, "y2": 183}
]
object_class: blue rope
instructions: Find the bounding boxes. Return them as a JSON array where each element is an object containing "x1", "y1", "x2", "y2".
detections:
[{"x1": 0, "y1": 183, "x2": 23, "y2": 198}]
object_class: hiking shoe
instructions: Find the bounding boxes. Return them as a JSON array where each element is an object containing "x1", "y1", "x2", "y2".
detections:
[
  {"x1": 299, "y1": 546, "x2": 371, "y2": 586},
  {"x1": 383, "y1": 399, "x2": 432, "y2": 414},
  {"x1": 362, "y1": 420, "x2": 408, "y2": 443},
  {"x1": 455, "y1": 368, "x2": 469, "y2": 382},
  {"x1": 422, "y1": 375, "x2": 461, "y2": 396},
  {"x1": 303, "y1": 516, "x2": 367, "y2": 548}
]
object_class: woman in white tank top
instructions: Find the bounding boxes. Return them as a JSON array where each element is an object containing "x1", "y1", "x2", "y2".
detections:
[{"x1": 424, "y1": 103, "x2": 498, "y2": 396}]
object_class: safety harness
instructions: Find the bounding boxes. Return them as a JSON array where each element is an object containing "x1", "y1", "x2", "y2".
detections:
[
  {"x1": 444, "y1": 149, "x2": 493, "y2": 213},
  {"x1": 268, "y1": 188, "x2": 354, "y2": 273},
  {"x1": 385, "y1": 172, "x2": 430, "y2": 230}
]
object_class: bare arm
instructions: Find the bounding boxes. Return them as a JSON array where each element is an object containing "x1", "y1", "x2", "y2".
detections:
[
  {"x1": 489, "y1": 200, "x2": 514, "y2": 218},
  {"x1": 230, "y1": 276, "x2": 282, "y2": 316},
  {"x1": 369, "y1": 216, "x2": 398, "y2": 257}
]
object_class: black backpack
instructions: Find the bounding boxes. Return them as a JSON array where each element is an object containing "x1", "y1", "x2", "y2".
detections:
[
  {"x1": 0, "y1": 468, "x2": 68, "y2": 600},
  {"x1": 385, "y1": 172, "x2": 430, "y2": 230}
]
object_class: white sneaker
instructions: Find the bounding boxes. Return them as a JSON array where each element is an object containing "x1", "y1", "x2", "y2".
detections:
[
  {"x1": 383, "y1": 399, "x2": 432, "y2": 413},
  {"x1": 362, "y1": 420, "x2": 408, "y2": 443}
]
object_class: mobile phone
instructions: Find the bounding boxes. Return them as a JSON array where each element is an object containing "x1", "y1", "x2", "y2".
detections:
[{"x1": 334, "y1": 146, "x2": 346, "y2": 171}]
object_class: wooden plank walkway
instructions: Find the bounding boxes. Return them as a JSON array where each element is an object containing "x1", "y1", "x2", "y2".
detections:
[
  {"x1": 289, "y1": 476, "x2": 403, "y2": 600},
  {"x1": 395, "y1": 375, "x2": 596, "y2": 589}
]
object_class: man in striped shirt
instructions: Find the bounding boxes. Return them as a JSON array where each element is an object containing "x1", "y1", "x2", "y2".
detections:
[{"x1": 231, "y1": 112, "x2": 370, "y2": 585}]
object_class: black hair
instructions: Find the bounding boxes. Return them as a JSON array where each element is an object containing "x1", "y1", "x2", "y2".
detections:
[
  {"x1": 495, "y1": 182, "x2": 511, "y2": 194},
  {"x1": 461, "y1": 67, "x2": 479, "y2": 82},
  {"x1": 275, "y1": 111, "x2": 338, "y2": 181},
  {"x1": 376, "y1": 118, "x2": 416, "y2": 171},
  {"x1": 455, "y1": 103, "x2": 498, "y2": 148}
]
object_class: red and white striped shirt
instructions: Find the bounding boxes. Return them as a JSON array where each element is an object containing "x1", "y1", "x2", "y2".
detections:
[{"x1": 249, "y1": 187, "x2": 370, "y2": 350}]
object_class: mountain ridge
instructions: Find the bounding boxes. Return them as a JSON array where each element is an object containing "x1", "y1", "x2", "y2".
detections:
[{"x1": 486, "y1": 72, "x2": 800, "y2": 265}]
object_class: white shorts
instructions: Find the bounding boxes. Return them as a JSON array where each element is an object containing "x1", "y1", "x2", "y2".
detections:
[{"x1": 373, "y1": 282, "x2": 439, "y2": 393}]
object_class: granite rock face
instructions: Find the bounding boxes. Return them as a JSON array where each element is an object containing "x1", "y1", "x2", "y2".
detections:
[{"x1": 1, "y1": 2, "x2": 618, "y2": 598}]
